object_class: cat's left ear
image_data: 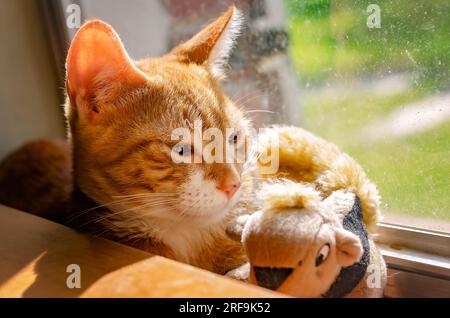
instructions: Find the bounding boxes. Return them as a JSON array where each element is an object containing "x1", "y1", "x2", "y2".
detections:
[
  {"x1": 66, "y1": 20, "x2": 147, "y2": 121},
  {"x1": 168, "y1": 5, "x2": 243, "y2": 79}
]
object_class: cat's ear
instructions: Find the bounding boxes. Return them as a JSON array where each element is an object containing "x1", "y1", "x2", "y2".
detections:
[
  {"x1": 66, "y1": 20, "x2": 147, "y2": 120},
  {"x1": 168, "y1": 5, "x2": 243, "y2": 79}
]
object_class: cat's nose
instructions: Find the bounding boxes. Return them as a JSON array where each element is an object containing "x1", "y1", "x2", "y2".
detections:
[{"x1": 217, "y1": 182, "x2": 241, "y2": 199}]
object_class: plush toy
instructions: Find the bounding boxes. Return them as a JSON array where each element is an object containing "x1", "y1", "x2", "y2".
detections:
[{"x1": 226, "y1": 126, "x2": 386, "y2": 298}]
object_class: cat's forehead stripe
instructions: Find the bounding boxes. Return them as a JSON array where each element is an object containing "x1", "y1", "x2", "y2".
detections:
[{"x1": 138, "y1": 59, "x2": 233, "y2": 131}]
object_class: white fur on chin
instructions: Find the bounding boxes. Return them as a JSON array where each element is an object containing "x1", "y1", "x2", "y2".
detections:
[{"x1": 107, "y1": 169, "x2": 241, "y2": 264}]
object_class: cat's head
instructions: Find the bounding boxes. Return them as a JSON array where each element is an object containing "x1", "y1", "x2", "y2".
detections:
[{"x1": 65, "y1": 6, "x2": 251, "y2": 229}]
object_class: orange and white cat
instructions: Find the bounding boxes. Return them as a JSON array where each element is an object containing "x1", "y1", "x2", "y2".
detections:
[{"x1": 0, "y1": 6, "x2": 253, "y2": 274}]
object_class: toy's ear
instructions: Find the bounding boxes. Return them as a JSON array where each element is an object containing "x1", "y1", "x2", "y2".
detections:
[
  {"x1": 323, "y1": 190, "x2": 356, "y2": 221},
  {"x1": 226, "y1": 215, "x2": 251, "y2": 242},
  {"x1": 335, "y1": 228, "x2": 363, "y2": 267}
]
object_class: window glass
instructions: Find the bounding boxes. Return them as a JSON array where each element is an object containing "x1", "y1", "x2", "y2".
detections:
[
  {"x1": 63, "y1": 0, "x2": 449, "y2": 232},
  {"x1": 285, "y1": 0, "x2": 449, "y2": 232}
]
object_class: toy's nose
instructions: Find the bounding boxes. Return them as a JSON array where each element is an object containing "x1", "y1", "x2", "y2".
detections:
[{"x1": 253, "y1": 266, "x2": 293, "y2": 290}]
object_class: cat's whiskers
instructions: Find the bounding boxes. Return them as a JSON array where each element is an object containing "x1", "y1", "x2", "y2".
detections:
[
  {"x1": 73, "y1": 197, "x2": 178, "y2": 230},
  {"x1": 113, "y1": 193, "x2": 177, "y2": 198},
  {"x1": 242, "y1": 146, "x2": 259, "y2": 172},
  {"x1": 178, "y1": 198, "x2": 202, "y2": 219},
  {"x1": 90, "y1": 218, "x2": 123, "y2": 239},
  {"x1": 120, "y1": 201, "x2": 182, "y2": 228},
  {"x1": 67, "y1": 192, "x2": 178, "y2": 223},
  {"x1": 245, "y1": 109, "x2": 276, "y2": 115},
  {"x1": 106, "y1": 198, "x2": 178, "y2": 218},
  {"x1": 65, "y1": 195, "x2": 154, "y2": 224},
  {"x1": 229, "y1": 89, "x2": 244, "y2": 103},
  {"x1": 235, "y1": 93, "x2": 271, "y2": 110},
  {"x1": 231, "y1": 90, "x2": 263, "y2": 106}
]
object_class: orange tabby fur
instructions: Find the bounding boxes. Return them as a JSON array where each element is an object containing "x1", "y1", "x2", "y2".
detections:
[{"x1": 0, "y1": 6, "x2": 252, "y2": 274}]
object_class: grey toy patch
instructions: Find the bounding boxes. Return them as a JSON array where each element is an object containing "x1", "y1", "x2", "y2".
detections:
[
  {"x1": 323, "y1": 197, "x2": 370, "y2": 298},
  {"x1": 254, "y1": 267, "x2": 293, "y2": 290}
]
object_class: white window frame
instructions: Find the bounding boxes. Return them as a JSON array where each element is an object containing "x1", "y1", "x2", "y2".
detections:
[{"x1": 376, "y1": 223, "x2": 450, "y2": 297}]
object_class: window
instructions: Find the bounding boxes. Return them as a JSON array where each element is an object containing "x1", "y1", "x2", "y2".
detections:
[
  {"x1": 282, "y1": 1, "x2": 450, "y2": 295},
  {"x1": 41, "y1": 0, "x2": 450, "y2": 296},
  {"x1": 49, "y1": 0, "x2": 449, "y2": 232},
  {"x1": 285, "y1": 0, "x2": 449, "y2": 233}
]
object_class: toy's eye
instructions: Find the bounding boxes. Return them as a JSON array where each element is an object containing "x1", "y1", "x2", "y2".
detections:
[{"x1": 315, "y1": 243, "x2": 330, "y2": 267}]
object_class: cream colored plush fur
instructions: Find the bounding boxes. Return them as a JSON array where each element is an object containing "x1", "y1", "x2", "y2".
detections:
[
  {"x1": 257, "y1": 126, "x2": 381, "y2": 231},
  {"x1": 226, "y1": 126, "x2": 386, "y2": 297}
]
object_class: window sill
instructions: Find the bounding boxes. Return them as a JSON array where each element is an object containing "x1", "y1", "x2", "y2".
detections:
[
  {"x1": 376, "y1": 223, "x2": 450, "y2": 298},
  {"x1": 2, "y1": 204, "x2": 449, "y2": 298},
  {"x1": 0, "y1": 204, "x2": 279, "y2": 298}
]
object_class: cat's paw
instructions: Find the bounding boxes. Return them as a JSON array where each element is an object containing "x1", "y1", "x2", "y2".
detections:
[{"x1": 226, "y1": 263, "x2": 250, "y2": 282}]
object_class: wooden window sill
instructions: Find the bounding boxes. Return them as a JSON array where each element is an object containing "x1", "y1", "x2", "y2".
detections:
[{"x1": 0, "y1": 204, "x2": 280, "y2": 298}]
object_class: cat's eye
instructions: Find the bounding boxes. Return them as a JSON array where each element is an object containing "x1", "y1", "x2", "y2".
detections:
[
  {"x1": 315, "y1": 243, "x2": 330, "y2": 267},
  {"x1": 228, "y1": 132, "x2": 239, "y2": 145},
  {"x1": 173, "y1": 144, "x2": 191, "y2": 157}
]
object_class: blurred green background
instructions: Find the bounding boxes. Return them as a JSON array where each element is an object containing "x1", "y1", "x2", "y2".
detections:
[{"x1": 285, "y1": 0, "x2": 450, "y2": 222}]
